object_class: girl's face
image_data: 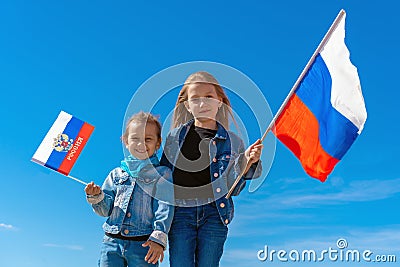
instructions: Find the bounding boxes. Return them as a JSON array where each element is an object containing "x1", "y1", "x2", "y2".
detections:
[
  {"x1": 125, "y1": 122, "x2": 161, "y2": 160},
  {"x1": 185, "y1": 83, "x2": 222, "y2": 124}
]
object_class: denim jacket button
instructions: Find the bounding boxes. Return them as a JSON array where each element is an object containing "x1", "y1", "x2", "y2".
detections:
[
  {"x1": 124, "y1": 229, "x2": 129, "y2": 234},
  {"x1": 212, "y1": 141, "x2": 216, "y2": 145},
  {"x1": 216, "y1": 187, "x2": 221, "y2": 193},
  {"x1": 212, "y1": 157, "x2": 217, "y2": 162},
  {"x1": 126, "y1": 212, "x2": 131, "y2": 218},
  {"x1": 220, "y1": 203, "x2": 225, "y2": 208},
  {"x1": 225, "y1": 219, "x2": 229, "y2": 224},
  {"x1": 213, "y1": 173, "x2": 218, "y2": 178}
]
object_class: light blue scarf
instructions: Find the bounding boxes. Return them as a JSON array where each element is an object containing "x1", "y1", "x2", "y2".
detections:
[{"x1": 120, "y1": 154, "x2": 160, "y2": 178}]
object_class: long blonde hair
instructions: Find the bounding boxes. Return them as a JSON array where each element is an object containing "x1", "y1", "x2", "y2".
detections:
[{"x1": 172, "y1": 71, "x2": 236, "y2": 129}]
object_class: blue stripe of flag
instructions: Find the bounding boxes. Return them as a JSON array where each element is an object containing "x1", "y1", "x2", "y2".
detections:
[
  {"x1": 295, "y1": 55, "x2": 359, "y2": 160},
  {"x1": 45, "y1": 116, "x2": 84, "y2": 171}
]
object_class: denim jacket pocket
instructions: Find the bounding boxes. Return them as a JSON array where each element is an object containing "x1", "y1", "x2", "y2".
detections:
[
  {"x1": 218, "y1": 153, "x2": 232, "y2": 161},
  {"x1": 113, "y1": 185, "x2": 133, "y2": 210},
  {"x1": 136, "y1": 175, "x2": 157, "y2": 185},
  {"x1": 136, "y1": 176, "x2": 157, "y2": 197},
  {"x1": 217, "y1": 152, "x2": 235, "y2": 173}
]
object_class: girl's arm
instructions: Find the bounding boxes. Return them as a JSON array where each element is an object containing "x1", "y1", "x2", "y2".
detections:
[
  {"x1": 224, "y1": 139, "x2": 263, "y2": 196},
  {"x1": 243, "y1": 139, "x2": 263, "y2": 179},
  {"x1": 234, "y1": 139, "x2": 263, "y2": 180},
  {"x1": 86, "y1": 172, "x2": 116, "y2": 217},
  {"x1": 159, "y1": 132, "x2": 173, "y2": 169},
  {"x1": 148, "y1": 166, "x2": 174, "y2": 249}
]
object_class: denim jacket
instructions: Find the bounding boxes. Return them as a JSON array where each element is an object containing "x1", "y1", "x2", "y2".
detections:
[
  {"x1": 87, "y1": 156, "x2": 174, "y2": 248},
  {"x1": 160, "y1": 120, "x2": 262, "y2": 226}
]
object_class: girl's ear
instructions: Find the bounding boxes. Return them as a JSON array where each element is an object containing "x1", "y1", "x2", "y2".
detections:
[
  {"x1": 121, "y1": 136, "x2": 128, "y2": 147},
  {"x1": 156, "y1": 138, "x2": 162, "y2": 150}
]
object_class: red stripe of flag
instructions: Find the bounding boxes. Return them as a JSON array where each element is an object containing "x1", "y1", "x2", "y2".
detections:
[{"x1": 273, "y1": 94, "x2": 339, "y2": 181}]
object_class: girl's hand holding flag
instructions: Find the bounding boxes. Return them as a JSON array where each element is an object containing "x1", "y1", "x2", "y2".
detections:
[
  {"x1": 85, "y1": 181, "x2": 101, "y2": 196},
  {"x1": 245, "y1": 139, "x2": 263, "y2": 164},
  {"x1": 244, "y1": 139, "x2": 263, "y2": 173}
]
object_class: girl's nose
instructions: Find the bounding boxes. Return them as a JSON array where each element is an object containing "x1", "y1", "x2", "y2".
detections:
[{"x1": 136, "y1": 142, "x2": 145, "y2": 148}]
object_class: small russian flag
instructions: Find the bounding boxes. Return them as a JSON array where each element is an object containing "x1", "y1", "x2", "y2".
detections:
[{"x1": 32, "y1": 111, "x2": 94, "y2": 176}]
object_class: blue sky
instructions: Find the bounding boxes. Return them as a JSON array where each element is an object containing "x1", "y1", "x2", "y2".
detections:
[{"x1": 1, "y1": 0, "x2": 399, "y2": 266}]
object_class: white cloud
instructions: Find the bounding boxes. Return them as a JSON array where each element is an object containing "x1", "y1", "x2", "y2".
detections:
[
  {"x1": 222, "y1": 246, "x2": 271, "y2": 267},
  {"x1": 223, "y1": 225, "x2": 400, "y2": 267},
  {"x1": 262, "y1": 225, "x2": 400, "y2": 253},
  {"x1": 0, "y1": 223, "x2": 16, "y2": 230},
  {"x1": 347, "y1": 226, "x2": 400, "y2": 252},
  {"x1": 43, "y1": 243, "x2": 84, "y2": 251},
  {"x1": 223, "y1": 248, "x2": 258, "y2": 262},
  {"x1": 229, "y1": 177, "x2": 400, "y2": 241},
  {"x1": 223, "y1": 177, "x2": 400, "y2": 266},
  {"x1": 280, "y1": 178, "x2": 400, "y2": 206},
  {"x1": 244, "y1": 177, "x2": 400, "y2": 209}
]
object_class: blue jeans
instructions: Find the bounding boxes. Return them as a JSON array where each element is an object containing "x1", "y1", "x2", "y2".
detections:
[
  {"x1": 99, "y1": 235, "x2": 158, "y2": 267},
  {"x1": 168, "y1": 203, "x2": 228, "y2": 267}
]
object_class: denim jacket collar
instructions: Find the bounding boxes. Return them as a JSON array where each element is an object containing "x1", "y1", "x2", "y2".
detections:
[{"x1": 120, "y1": 154, "x2": 160, "y2": 178}]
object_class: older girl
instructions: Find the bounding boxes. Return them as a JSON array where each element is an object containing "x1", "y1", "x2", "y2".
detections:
[{"x1": 160, "y1": 71, "x2": 263, "y2": 267}]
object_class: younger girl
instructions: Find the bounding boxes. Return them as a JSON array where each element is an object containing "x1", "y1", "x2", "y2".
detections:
[
  {"x1": 85, "y1": 112, "x2": 173, "y2": 267},
  {"x1": 160, "y1": 71, "x2": 263, "y2": 267}
]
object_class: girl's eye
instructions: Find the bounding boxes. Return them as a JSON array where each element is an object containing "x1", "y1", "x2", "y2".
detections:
[{"x1": 189, "y1": 98, "x2": 200, "y2": 103}]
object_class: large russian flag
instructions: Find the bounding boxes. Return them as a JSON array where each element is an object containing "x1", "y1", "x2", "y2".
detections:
[
  {"x1": 272, "y1": 11, "x2": 367, "y2": 182},
  {"x1": 32, "y1": 111, "x2": 94, "y2": 176}
]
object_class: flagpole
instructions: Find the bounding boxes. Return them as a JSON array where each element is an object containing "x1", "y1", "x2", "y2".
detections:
[
  {"x1": 67, "y1": 175, "x2": 88, "y2": 186},
  {"x1": 225, "y1": 9, "x2": 346, "y2": 199},
  {"x1": 32, "y1": 158, "x2": 90, "y2": 186},
  {"x1": 260, "y1": 9, "x2": 346, "y2": 142}
]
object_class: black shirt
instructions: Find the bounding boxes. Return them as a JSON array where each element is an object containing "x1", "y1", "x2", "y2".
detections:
[{"x1": 173, "y1": 124, "x2": 217, "y2": 199}]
